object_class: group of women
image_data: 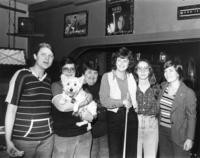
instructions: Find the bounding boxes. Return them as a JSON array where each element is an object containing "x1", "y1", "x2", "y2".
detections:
[{"x1": 5, "y1": 43, "x2": 196, "y2": 158}]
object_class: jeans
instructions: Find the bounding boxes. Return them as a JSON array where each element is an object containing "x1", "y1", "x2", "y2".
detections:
[
  {"x1": 137, "y1": 115, "x2": 158, "y2": 158},
  {"x1": 52, "y1": 132, "x2": 92, "y2": 158},
  {"x1": 13, "y1": 135, "x2": 54, "y2": 158},
  {"x1": 107, "y1": 108, "x2": 138, "y2": 158},
  {"x1": 91, "y1": 135, "x2": 109, "y2": 158},
  {"x1": 159, "y1": 126, "x2": 191, "y2": 158}
]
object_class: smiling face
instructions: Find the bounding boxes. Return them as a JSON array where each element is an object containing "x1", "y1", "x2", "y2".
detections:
[
  {"x1": 84, "y1": 69, "x2": 98, "y2": 86},
  {"x1": 164, "y1": 66, "x2": 179, "y2": 83},
  {"x1": 34, "y1": 47, "x2": 54, "y2": 70},
  {"x1": 116, "y1": 57, "x2": 129, "y2": 72},
  {"x1": 136, "y1": 61, "x2": 150, "y2": 80}
]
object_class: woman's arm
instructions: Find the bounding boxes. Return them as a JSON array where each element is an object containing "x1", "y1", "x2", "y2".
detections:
[
  {"x1": 185, "y1": 89, "x2": 197, "y2": 140},
  {"x1": 5, "y1": 104, "x2": 24, "y2": 157},
  {"x1": 183, "y1": 88, "x2": 197, "y2": 151},
  {"x1": 78, "y1": 91, "x2": 93, "y2": 108},
  {"x1": 52, "y1": 94, "x2": 74, "y2": 112},
  {"x1": 99, "y1": 73, "x2": 123, "y2": 109}
]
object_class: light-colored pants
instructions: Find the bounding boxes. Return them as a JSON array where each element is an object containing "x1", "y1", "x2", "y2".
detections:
[
  {"x1": 91, "y1": 134, "x2": 109, "y2": 158},
  {"x1": 137, "y1": 115, "x2": 158, "y2": 158},
  {"x1": 52, "y1": 132, "x2": 92, "y2": 158},
  {"x1": 13, "y1": 135, "x2": 54, "y2": 158}
]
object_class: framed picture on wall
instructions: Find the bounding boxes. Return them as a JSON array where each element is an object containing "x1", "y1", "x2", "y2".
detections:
[
  {"x1": 106, "y1": 0, "x2": 134, "y2": 36},
  {"x1": 64, "y1": 11, "x2": 88, "y2": 37}
]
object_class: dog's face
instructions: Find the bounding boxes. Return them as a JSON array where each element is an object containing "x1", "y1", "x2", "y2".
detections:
[{"x1": 61, "y1": 74, "x2": 84, "y2": 97}]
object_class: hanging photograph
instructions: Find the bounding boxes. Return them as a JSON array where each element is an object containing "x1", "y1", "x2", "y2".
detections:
[
  {"x1": 106, "y1": 0, "x2": 134, "y2": 36},
  {"x1": 64, "y1": 11, "x2": 88, "y2": 37}
]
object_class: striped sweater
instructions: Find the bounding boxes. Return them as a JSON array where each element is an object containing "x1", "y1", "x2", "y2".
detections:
[{"x1": 6, "y1": 69, "x2": 53, "y2": 141}]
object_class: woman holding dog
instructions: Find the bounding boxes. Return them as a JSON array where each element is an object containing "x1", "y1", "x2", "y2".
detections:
[
  {"x1": 51, "y1": 57, "x2": 94, "y2": 158},
  {"x1": 99, "y1": 47, "x2": 138, "y2": 158}
]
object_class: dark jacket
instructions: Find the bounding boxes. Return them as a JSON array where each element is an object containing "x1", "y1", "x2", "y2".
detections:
[{"x1": 159, "y1": 81, "x2": 196, "y2": 147}]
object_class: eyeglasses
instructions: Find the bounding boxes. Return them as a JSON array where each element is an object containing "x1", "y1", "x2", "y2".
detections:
[
  {"x1": 62, "y1": 67, "x2": 75, "y2": 72},
  {"x1": 137, "y1": 67, "x2": 149, "y2": 72}
]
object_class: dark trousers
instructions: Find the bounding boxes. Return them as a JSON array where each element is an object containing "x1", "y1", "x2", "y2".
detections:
[
  {"x1": 107, "y1": 108, "x2": 138, "y2": 158},
  {"x1": 159, "y1": 126, "x2": 191, "y2": 158}
]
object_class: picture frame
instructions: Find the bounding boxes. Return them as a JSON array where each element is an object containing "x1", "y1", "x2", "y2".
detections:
[
  {"x1": 64, "y1": 11, "x2": 88, "y2": 37},
  {"x1": 106, "y1": 0, "x2": 134, "y2": 36}
]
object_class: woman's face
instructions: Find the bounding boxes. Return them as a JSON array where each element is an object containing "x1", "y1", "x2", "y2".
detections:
[
  {"x1": 164, "y1": 66, "x2": 179, "y2": 83},
  {"x1": 62, "y1": 63, "x2": 75, "y2": 77},
  {"x1": 84, "y1": 69, "x2": 98, "y2": 86},
  {"x1": 136, "y1": 61, "x2": 149, "y2": 80},
  {"x1": 34, "y1": 47, "x2": 54, "y2": 70},
  {"x1": 116, "y1": 57, "x2": 129, "y2": 72}
]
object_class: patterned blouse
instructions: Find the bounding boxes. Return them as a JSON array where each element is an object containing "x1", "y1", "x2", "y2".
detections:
[{"x1": 136, "y1": 85, "x2": 160, "y2": 116}]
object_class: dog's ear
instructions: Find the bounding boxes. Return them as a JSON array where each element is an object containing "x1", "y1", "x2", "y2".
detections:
[{"x1": 61, "y1": 74, "x2": 69, "y2": 85}]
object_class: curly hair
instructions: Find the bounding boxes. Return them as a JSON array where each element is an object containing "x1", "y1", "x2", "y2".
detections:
[{"x1": 111, "y1": 47, "x2": 135, "y2": 73}]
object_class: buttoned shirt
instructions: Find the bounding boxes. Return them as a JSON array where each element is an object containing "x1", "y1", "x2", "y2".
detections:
[{"x1": 136, "y1": 85, "x2": 159, "y2": 116}]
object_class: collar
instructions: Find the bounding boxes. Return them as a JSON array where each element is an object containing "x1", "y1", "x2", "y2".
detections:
[{"x1": 29, "y1": 68, "x2": 47, "y2": 81}]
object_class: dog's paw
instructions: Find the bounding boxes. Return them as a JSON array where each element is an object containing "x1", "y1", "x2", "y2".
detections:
[
  {"x1": 76, "y1": 120, "x2": 88, "y2": 127},
  {"x1": 87, "y1": 123, "x2": 92, "y2": 131}
]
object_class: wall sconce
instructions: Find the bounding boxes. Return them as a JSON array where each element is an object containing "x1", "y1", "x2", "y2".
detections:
[{"x1": 159, "y1": 51, "x2": 167, "y2": 63}]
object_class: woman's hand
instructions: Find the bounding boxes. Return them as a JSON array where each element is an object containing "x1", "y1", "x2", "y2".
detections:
[
  {"x1": 183, "y1": 139, "x2": 193, "y2": 151},
  {"x1": 123, "y1": 93, "x2": 132, "y2": 109},
  {"x1": 7, "y1": 141, "x2": 24, "y2": 157}
]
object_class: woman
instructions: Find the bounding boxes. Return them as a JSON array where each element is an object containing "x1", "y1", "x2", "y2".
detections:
[
  {"x1": 5, "y1": 42, "x2": 54, "y2": 158},
  {"x1": 134, "y1": 59, "x2": 159, "y2": 158},
  {"x1": 81, "y1": 60, "x2": 109, "y2": 158},
  {"x1": 99, "y1": 47, "x2": 138, "y2": 158},
  {"x1": 51, "y1": 57, "x2": 94, "y2": 158},
  {"x1": 159, "y1": 59, "x2": 196, "y2": 158}
]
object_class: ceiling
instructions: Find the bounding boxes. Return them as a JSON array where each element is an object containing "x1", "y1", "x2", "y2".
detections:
[{"x1": 13, "y1": 0, "x2": 48, "y2": 5}]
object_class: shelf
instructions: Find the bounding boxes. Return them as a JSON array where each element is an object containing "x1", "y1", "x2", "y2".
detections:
[{"x1": 7, "y1": 33, "x2": 45, "y2": 38}]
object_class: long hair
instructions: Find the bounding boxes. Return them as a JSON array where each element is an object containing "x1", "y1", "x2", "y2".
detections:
[{"x1": 134, "y1": 59, "x2": 156, "y2": 86}]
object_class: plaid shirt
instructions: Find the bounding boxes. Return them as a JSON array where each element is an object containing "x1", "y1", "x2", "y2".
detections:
[{"x1": 136, "y1": 85, "x2": 160, "y2": 116}]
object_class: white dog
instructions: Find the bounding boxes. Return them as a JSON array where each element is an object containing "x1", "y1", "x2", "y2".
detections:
[{"x1": 60, "y1": 74, "x2": 97, "y2": 130}]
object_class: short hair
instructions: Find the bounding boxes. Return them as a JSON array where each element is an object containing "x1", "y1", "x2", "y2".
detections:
[
  {"x1": 27, "y1": 42, "x2": 53, "y2": 67},
  {"x1": 35, "y1": 42, "x2": 53, "y2": 55},
  {"x1": 163, "y1": 58, "x2": 184, "y2": 80},
  {"x1": 60, "y1": 56, "x2": 76, "y2": 68},
  {"x1": 82, "y1": 60, "x2": 99, "y2": 74},
  {"x1": 134, "y1": 59, "x2": 156, "y2": 85},
  {"x1": 112, "y1": 47, "x2": 134, "y2": 73}
]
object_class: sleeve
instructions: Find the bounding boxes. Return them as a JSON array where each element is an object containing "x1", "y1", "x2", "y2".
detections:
[
  {"x1": 185, "y1": 88, "x2": 197, "y2": 140},
  {"x1": 99, "y1": 73, "x2": 123, "y2": 109},
  {"x1": 51, "y1": 82, "x2": 63, "y2": 96},
  {"x1": 5, "y1": 70, "x2": 25, "y2": 106}
]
